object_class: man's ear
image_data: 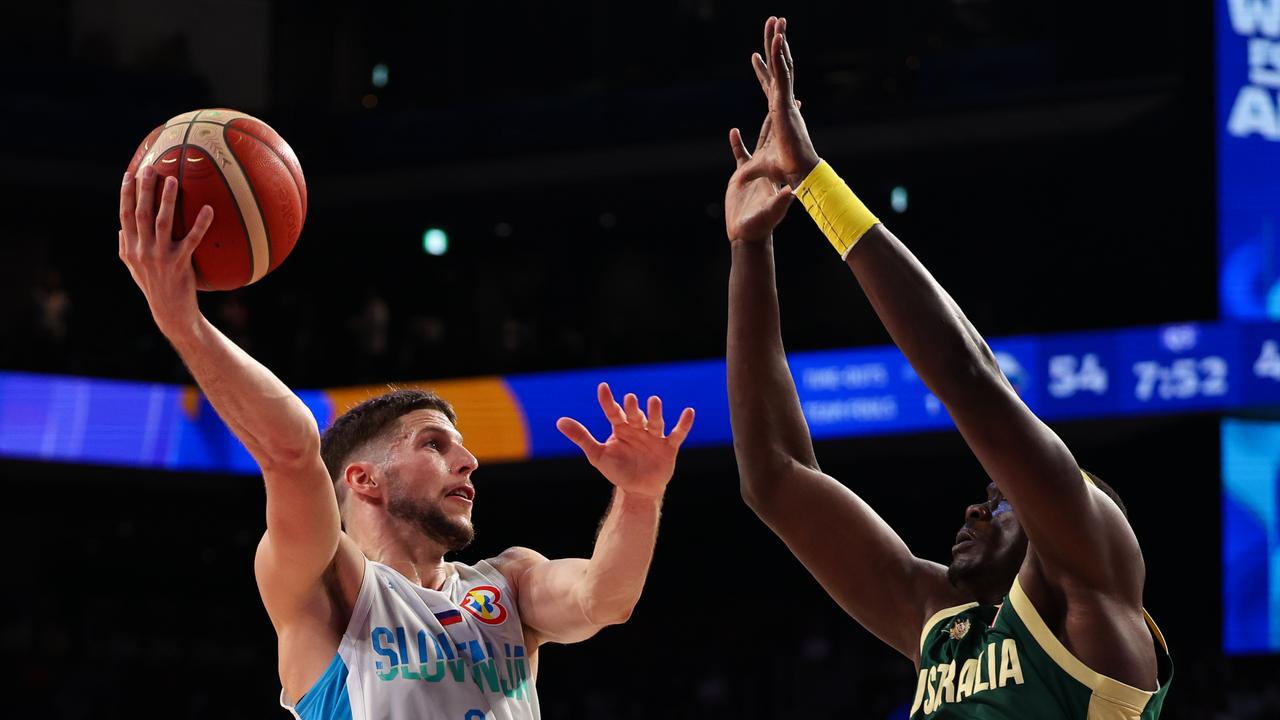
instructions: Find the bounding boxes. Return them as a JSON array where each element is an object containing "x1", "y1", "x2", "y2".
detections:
[{"x1": 345, "y1": 461, "x2": 383, "y2": 502}]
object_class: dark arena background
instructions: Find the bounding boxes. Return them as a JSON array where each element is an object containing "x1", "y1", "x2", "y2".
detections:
[{"x1": 2, "y1": 1, "x2": 1280, "y2": 718}]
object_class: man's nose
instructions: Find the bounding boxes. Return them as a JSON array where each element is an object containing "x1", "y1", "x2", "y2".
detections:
[
  {"x1": 455, "y1": 448, "x2": 478, "y2": 476},
  {"x1": 965, "y1": 502, "x2": 990, "y2": 523}
]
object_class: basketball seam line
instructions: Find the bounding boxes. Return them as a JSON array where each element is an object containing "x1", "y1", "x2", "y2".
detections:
[
  {"x1": 181, "y1": 117, "x2": 305, "y2": 217},
  {"x1": 177, "y1": 115, "x2": 197, "y2": 273},
  {"x1": 192, "y1": 138, "x2": 255, "y2": 289},
  {"x1": 225, "y1": 124, "x2": 306, "y2": 217},
  {"x1": 173, "y1": 116, "x2": 235, "y2": 287},
  {"x1": 223, "y1": 123, "x2": 273, "y2": 279},
  {"x1": 189, "y1": 110, "x2": 255, "y2": 287}
]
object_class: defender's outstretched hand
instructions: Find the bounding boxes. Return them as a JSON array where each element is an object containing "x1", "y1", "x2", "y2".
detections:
[
  {"x1": 118, "y1": 165, "x2": 214, "y2": 330},
  {"x1": 557, "y1": 383, "x2": 694, "y2": 500},
  {"x1": 725, "y1": 120, "x2": 796, "y2": 244},
  {"x1": 749, "y1": 16, "x2": 821, "y2": 190}
]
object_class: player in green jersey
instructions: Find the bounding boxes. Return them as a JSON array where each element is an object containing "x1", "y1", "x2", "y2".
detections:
[{"x1": 723, "y1": 17, "x2": 1171, "y2": 719}]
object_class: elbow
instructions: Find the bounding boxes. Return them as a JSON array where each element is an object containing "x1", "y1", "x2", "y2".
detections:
[
  {"x1": 931, "y1": 335, "x2": 1008, "y2": 401},
  {"x1": 734, "y1": 445, "x2": 772, "y2": 509},
  {"x1": 581, "y1": 597, "x2": 635, "y2": 627},
  {"x1": 739, "y1": 470, "x2": 771, "y2": 512},
  {"x1": 737, "y1": 454, "x2": 812, "y2": 515},
  {"x1": 261, "y1": 427, "x2": 323, "y2": 473},
  {"x1": 600, "y1": 607, "x2": 635, "y2": 627}
]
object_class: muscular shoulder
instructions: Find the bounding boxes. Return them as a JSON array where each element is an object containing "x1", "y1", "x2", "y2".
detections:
[{"x1": 485, "y1": 546, "x2": 549, "y2": 590}]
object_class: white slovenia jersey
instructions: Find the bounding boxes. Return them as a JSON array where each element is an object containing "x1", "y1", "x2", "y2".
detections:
[{"x1": 281, "y1": 558, "x2": 540, "y2": 720}]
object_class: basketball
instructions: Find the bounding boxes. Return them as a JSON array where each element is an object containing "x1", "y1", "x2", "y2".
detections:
[{"x1": 127, "y1": 109, "x2": 307, "y2": 291}]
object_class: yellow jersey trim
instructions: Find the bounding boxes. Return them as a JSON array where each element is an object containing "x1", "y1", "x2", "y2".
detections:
[
  {"x1": 1143, "y1": 609, "x2": 1170, "y2": 655},
  {"x1": 1008, "y1": 577, "x2": 1157, "y2": 714},
  {"x1": 919, "y1": 601, "x2": 980, "y2": 656}
]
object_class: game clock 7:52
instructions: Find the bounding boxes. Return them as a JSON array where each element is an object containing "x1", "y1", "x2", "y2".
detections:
[{"x1": 1130, "y1": 357, "x2": 1229, "y2": 404}]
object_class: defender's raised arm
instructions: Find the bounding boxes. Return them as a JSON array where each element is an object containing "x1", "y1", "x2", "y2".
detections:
[
  {"x1": 724, "y1": 105, "x2": 966, "y2": 662},
  {"x1": 746, "y1": 17, "x2": 1160, "y2": 694},
  {"x1": 748, "y1": 19, "x2": 1142, "y2": 598}
]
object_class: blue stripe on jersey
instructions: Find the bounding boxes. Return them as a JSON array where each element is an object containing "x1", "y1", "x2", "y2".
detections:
[{"x1": 295, "y1": 653, "x2": 352, "y2": 720}]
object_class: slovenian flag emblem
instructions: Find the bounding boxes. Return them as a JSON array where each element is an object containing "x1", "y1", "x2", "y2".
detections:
[{"x1": 434, "y1": 609, "x2": 463, "y2": 626}]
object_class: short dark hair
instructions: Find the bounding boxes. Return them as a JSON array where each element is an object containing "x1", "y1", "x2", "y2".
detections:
[
  {"x1": 1082, "y1": 469, "x2": 1128, "y2": 519},
  {"x1": 320, "y1": 389, "x2": 457, "y2": 485}
]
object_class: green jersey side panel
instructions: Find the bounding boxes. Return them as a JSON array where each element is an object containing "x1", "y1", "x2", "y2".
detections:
[{"x1": 910, "y1": 579, "x2": 1172, "y2": 719}]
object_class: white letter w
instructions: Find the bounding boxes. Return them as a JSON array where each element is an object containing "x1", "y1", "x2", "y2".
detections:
[{"x1": 1231, "y1": 0, "x2": 1280, "y2": 37}]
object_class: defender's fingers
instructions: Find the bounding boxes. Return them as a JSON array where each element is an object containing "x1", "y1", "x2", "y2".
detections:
[
  {"x1": 556, "y1": 417, "x2": 603, "y2": 460},
  {"x1": 646, "y1": 395, "x2": 665, "y2": 435},
  {"x1": 781, "y1": 18, "x2": 795, "y2": 72},
  {"x1": 731, "y1": 157, "x2": 775, "y2": 187},
  {"x1": 180, "y1": 205, "x2": 214, "y2": 259},
  {"x1": 667, "y1": 407, "x2": 696, "y2": 448},
  {"x1": 767, "y1": 186, "x2": 796, "y2": 217},
  {"x1": 771, "y1": 31, "x2": 786, "y2": 80},
  {"x1": 623, "y1": 393, "x2": 645, "y2": 426},
  {"x1": 770, "y1": 33, "x2": 794, "y2": 103},
  {"x1": 155, "y1": 175, "x2": 178, "y2": 243},
  {"x1": 119, "y1": 170, "x2": 137, "y2": 237},
  {"x1": 763, "y1": 16, "x2": 777, "y2": 61},
  {"x1": 729, "y1": 128, "x2": 751, "y2": 167},
  {"x1": 753, "y1": 112, "x2": 773, "y2": 153},
  {"x1": 752, "y1": 52, "x2": 771, "y2": 94},
  {"x1": 597, "y1": 382, "x2": 627, "y2": 425}
]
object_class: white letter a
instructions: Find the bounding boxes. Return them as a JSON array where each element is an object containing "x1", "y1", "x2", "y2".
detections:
[{"x1": 1228, "y1": 86, "x2": 1280, "y2": 139}]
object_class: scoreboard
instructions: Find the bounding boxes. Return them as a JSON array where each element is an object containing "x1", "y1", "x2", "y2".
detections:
[
  {"x1": 789, "y1": 322, "x2": 1280, "y2": 439},
  {"x1": 1, "y1": 319, "x2": 1278, "y2": 473}
]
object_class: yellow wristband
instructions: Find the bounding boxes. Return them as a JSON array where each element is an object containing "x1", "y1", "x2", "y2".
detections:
[{"x1": 794, "y1": 160, "x2": 880, "y2": 259}]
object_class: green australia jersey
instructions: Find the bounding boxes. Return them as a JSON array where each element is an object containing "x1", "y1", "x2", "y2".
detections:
[{"x1": 910, "y1": 578, "x2": 1172, "y2": 719}]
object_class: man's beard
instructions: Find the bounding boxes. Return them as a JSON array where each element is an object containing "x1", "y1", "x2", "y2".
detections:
[
  {"x1": 946, "y1": 556, "x2": 978, "y2": 588},
  {"x1": 386, "y1": 492, "x2": 475, "y2": 551}
]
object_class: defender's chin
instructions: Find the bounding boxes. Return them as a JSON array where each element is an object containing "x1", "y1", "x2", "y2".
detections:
[{"x1": 946, "y1": 554, "x2": 979, "y2": 588}]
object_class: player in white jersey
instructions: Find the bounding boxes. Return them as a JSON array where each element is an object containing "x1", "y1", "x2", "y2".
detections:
[{"x1": 118, "y1": 165, "x2": 696, "y2": 720}]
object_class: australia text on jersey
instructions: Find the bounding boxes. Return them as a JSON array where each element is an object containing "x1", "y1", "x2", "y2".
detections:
[{"x1": 911, "y1": 638, "x2": 1026, "y2": 716}]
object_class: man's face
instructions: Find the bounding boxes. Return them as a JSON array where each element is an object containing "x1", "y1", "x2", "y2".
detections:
[
  {"x1": 379, "y1": 409, "x2": 479, "y2": 551},
  {"x1": 947, "y1": 483, "x2": 1028, "y2": 592}
]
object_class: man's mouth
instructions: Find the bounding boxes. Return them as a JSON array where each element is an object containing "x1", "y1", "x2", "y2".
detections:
[
  {"x1": 445, "y1": 484, "x2": 475, "y2": 503},
  {"x1": 954, "y1": 528, "x2": 977, "y2": 548}
]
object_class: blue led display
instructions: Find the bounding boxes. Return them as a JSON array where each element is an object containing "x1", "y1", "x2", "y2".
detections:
[
  {"x1": 2, "y1": 320, "x2": 1279, "y2": 471},
  {"x1": 1218, "y1": 0, "x2": 1280, "y2": 320},
  {"x1": 1223, "y1": 418, "x2": 1280, "y2": 654}
]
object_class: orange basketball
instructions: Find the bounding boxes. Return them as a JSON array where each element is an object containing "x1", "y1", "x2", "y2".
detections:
[{"x1": 127, "y1": 109, "x2": 307, "y2": 291}]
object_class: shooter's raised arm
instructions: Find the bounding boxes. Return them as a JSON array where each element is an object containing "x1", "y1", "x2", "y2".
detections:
[{"x1": 118, "y1": 166, "x2": 344, "y2": 608}]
